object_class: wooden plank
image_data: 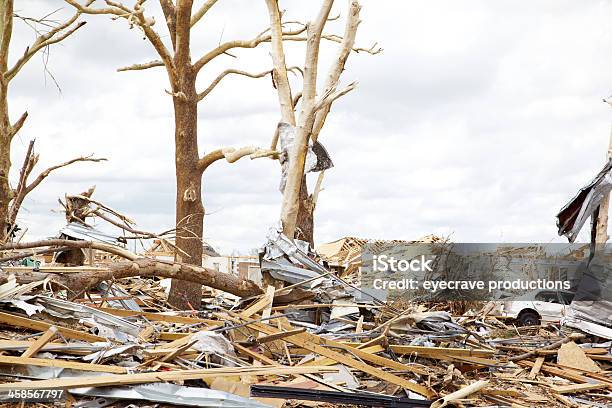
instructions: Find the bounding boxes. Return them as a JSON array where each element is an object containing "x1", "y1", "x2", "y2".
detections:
[
  {"x1": 256, "y1": 328, "x2": 306, "y2": 344},
  {"x1": 0, "y1": 355, "x2": 126, "y2": 374},
  {"x1": 21, "y1": 326, "x2": 58, "y2": 358},
  {"x1": 0, "y1": 312, "x2": 104, "y2": 342},
  {"x1": 98, "y1": 307, "x2": 220, "y2": 326},
  {"x1": 0, "y1": 365, "x2": 335, "y2": 390},
  {"x1": 388, "y1": 344, "x2": 495, "y2": 358},
  {"x1": 528, "y1": 357, "x2": 544, "y2": 380},
  {"x1": 231, "y1": 314, "x2": 434, "y2": 398},
  {"x1": 234, "y1": 343, "x2": 277, "y2": 365},
  {"x1": 553, "y1": 382, "x2": 607, "y2": 394},
  {"x1": 341, "y1": 342, "x2": 494, "y2": 358},
  {"x1": 305, "y1": 345, "x2": 385, "y2": 366},
  {"x1": 520, "y1": 361, "x2": 612, "y2": 390},
  {"x1": 241, "y1": 286, "x2": 275, "y2": 319}
]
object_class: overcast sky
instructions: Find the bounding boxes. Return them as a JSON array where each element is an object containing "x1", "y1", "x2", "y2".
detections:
[{"x1": 9, "y1": 0, "x2": 612, "y2": 253}]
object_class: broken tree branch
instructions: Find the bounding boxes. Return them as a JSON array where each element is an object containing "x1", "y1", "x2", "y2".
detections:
[
  {"x1": 24, "y1": 155, "x2": 107, "y2": 197},
  {"x1": 8, "y1": 111, "x2": 27, "y2": 139},
  {"x1": 265, "y1": 0, "x2": 296, "y2": 125},
  {"x1": 192, "y1": 25, "x2": 307, "y2": 74},
  {"x1": 117, "y1": 59, "x2": 164, "y2": 72},
  {"x1": 64, "y1": 0, "x2": 177, "y2": 84},
  {"x1": 197, "y1": 68, "x2": 272, "y2": 101},
  {"x1": 6, "y1": 0, "x2": 90, "y2": 82},
  {"x1": 312, "y1": 0, "x2": 361, "y2": 142},
  {"x1": 197, "y1": 146, "x2": 278, "y2": 173},
  {"x1": 279, "y1": 0, "x2": 334, "y2": 238},
  {"x1": 190, "y1": 0, "x2": 218, "y2": 27},
  {"x1": 0, "y1": 240, "x2": 263, "y2": 297}
]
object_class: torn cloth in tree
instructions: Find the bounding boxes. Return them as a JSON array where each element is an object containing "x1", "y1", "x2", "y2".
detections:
[
  {"x1": 557, "y1": 159, "x2": 612, "y2": 242},
  {"x1": 277, "y1": 122, "x2": 334, "y2": 192}
]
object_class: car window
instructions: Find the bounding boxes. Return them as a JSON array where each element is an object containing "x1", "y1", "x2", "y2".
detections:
[
  {"x1": 559, "y1": 292, "x2": 575, "y2": 305},
  {"x1": 535, "y1": 291, "x2": 559, "y2": 303}
]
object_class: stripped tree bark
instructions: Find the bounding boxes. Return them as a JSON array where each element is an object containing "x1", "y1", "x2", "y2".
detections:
[
  {"x1": 264, "y1": 0, "x2": 380, "y2": 244},
  {"x1": 0, "y1": 1, "x2": 88, "y2": 243}
]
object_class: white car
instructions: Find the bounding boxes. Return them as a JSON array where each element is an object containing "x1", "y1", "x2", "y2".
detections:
[{"x1": 499, "y1": 290, "x2": 575, "y2": 326}]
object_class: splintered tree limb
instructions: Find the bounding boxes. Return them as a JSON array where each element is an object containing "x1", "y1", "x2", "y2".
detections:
[
  {"x1": 66, "y1": 193, "x2": 135, "y2": 226},
  {"x1": 117, "y1": 59, "x2": 164, "y2": 72},
  {"x1": 0, "y1": 241, "x2": 263, "y2": 298},
  {"x1": 8, "y1": 111, "x2": 28, "y2": 139},
  {"x1": 24, "y1": 156, "x2": 107, "y2": 197},
  {"x1": 192, "y1": 26, "x2": 307, "y2": 73},
  {"x1": 197, "y1": 146, "x2": 278, "y2": 173},
  {"x1": 64, "y1": 0, "x2": 176, "y2": 83},
  {"x1": 190, "y1": 0, "x2": 219, "y2": 27},
  {"x1": 313, "y1": 81, "x2": 358, "y2": 113},
  {"x1": 312, "y1": 0, "x2": 362, "y2": 142},
  {"x1": 197, "y1": 69, "x2": 272, "y2": 101},
  {"x1": 264, "y1": 0, "x2": 296, "y2": 125},
  {"x1": 279, "y1": 0, "x2": 334, "y2": 238},
  {"x1": 1, "y1": 239, "x2": 138, "y2": 260},
  {"x1": 6, "y1": 2, "x2": 90, "y2": 81},
  {"x1": 7, "y1": 140, "x2": 37, "y2": 226}
]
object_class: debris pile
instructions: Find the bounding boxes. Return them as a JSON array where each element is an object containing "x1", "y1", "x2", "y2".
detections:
[{"x1": 0, "y1": 226, "x2": 610, "y2": 407}]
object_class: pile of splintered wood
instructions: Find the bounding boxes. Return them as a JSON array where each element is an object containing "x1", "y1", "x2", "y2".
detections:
[
  {"x1": 0, "y1": 266, "x2": 609, "y2": 408},
  {"x1": 0, "y1": 191, "x2": 609, "y2": 407}
]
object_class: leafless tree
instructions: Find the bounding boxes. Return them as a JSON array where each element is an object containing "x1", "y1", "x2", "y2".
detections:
[
  {"x1": 63, "y1": 0, "x2": 378, "y2": 309},
  {"x1": 61, "y1": 0, "x2": 334, "y2": 308},
  {"x1": 0, "y1": 1, "x2": 90, "y2": 243},
  {"x1": 264, "y1": 0, "x2": 380, "y2": 244}
]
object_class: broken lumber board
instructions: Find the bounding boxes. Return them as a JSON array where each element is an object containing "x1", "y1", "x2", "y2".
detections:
[
  {"x1": 343, "y1": 344, "x2": 495, "y2": 358},
  {"x1": 0, "y1": 355, "x2": 126, "y2": 374},
  {"x1": 0, "y1": 340, "x2": 93, "y2": 355},
  {"x1": 230, "y1": 314, "x2": 434, "y2": 398},
  {"x1": 0, "y1": 311, "x2": 104, "y2": 342},
  {"x1": 528, "y1": 357, "x2": 544, "y2": 379},
  {"x1": 519, "y1": 361, "x2": 612, "y2": 390},
  {"x1": 21, "y1": 326, "x2": 57, "y2": 358},
  {"x1": 0, "y1": 365, "x2": 336, "y2": 390},
  {"x1": 241, "y1": 285, "x2": 275, "y2": 319},
  {"x1": 98, "y1": 307, "x2": 220, "y2": 326},
  {"x1": 304, "y1": 345, "x2": 386, "y2": 366},
  {"x1": 552, "y1": 382, "x2": 607, "y2": 394}
]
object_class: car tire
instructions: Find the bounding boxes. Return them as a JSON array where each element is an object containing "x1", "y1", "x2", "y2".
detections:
[{"x1": 518, "y1": 311, "x2": 540, "y2": 326}]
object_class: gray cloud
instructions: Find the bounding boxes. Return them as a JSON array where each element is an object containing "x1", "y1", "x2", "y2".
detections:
[{"x1": 8, "y1": 0, "x2": 612, "y2": 252}]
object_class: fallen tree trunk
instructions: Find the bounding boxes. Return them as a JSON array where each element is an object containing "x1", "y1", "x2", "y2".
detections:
[{"x1": 0, "y1": 240, "x2": 263, "y2": 298}]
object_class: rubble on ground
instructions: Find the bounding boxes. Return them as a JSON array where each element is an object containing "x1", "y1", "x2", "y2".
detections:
[{"x1": 0, "y1": 227, "x2": 609, "y2": 407}]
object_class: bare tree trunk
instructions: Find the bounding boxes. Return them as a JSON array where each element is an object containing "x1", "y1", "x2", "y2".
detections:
[
  {"x1": 0, "y1": 83, "x2": 11, "y2": 242},
  {"x1": 168, "y1": 70, "x2": 205, "y2": 310},
  {"x1": 295, "y1": 177, "x2": 314, "y2": 245}
]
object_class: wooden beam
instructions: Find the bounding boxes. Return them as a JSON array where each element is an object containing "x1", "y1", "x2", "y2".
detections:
[
  {"x1": 528, "y1": 357, "x2": 544, "y2": 380},
  {"x1": 0, "y1": 355, "x2": 126, "y2": 374},
  {"x1": 21, "y1": 326, "x2": 58, "y2": 358},
  {"x1": 0, "y1": 365, "x2": 336, "y2": 390},
  {"x1": 553, "y1": 382, "x2": 607, "y2": 394},
  {"x1": 0, "y1": 312, "x2": 104, "y2": 342},
  {"x1": 230, "y1": 314, "x2": 434, "y2": 398},
  {"x1": 241, "y1": 285, "x2": 275, "y2": 319},
  {"x1": 98, "y1": 307, "x2": 220, "y2": 326}
]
